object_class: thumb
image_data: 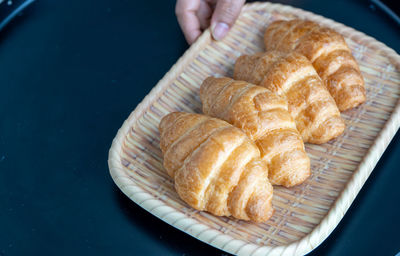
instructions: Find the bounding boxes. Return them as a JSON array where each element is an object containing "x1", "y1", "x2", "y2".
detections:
[{"x1": 211, "y1": 0, "x2": 245, "y2": 40}]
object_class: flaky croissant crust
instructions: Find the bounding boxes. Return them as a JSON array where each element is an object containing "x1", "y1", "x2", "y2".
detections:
[
  {"x1": 234, "y1": 51, "x2": 345, "y2": 144},
  {"x1": 159, "y1": 112, "x2": 274, "y2": 222},
  {"x1": 264, "y1": 19, "x2": 366, "y2": 111},
  {"x1": 200, "y1": 77, "x2": 310, "y2": 187}
]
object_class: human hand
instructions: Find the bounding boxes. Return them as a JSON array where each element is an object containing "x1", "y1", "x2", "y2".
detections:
[{"x1": 175, "y1": 0, "x2": 246, "y2": 44}]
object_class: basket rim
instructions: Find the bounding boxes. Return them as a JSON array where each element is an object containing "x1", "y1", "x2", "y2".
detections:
[{"x1": 108, "y1": 2, "x2": 400, "y2": 255}]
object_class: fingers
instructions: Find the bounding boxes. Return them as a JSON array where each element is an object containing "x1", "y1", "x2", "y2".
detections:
[
  {"x1": 176, "y1": 0, "x2": 202, "y2": 44},
  {"x1": 197, "y1": 0, "x2": 212, "y2": 30},
  {"x1": 211, "y1": 0, "x2": 245, "y2": 40},
  {"x1": 176, "y1": 0, "x2": 245, "y2": 44}
]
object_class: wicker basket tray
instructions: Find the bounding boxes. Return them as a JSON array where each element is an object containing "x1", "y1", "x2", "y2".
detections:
[{"x1": 108, "y1": 2, "x2": 400, "y2": 255}]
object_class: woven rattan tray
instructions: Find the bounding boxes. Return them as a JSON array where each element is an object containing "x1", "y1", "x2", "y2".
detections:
[{"x1": 108, "y1": 2, "x2": 400, "y2": 255}]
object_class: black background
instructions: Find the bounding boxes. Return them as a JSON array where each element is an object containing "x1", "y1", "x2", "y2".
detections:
[{"x1": 1, "y1": 0, "x2": 399, "y2": 255}]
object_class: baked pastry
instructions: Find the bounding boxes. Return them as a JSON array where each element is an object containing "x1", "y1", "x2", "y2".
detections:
[
  {"x1": 264, "y1": 19, "x2": 366, "y2": 111},
  {"x1": 234, "y1": 51, "x2": 345, "y2": 144},
  {"x1": 159, "y1": 112, "x2": 274, "y2": 222},
  {"x1": 200, "y1": 77, "x2": 310, "y2": 187}
]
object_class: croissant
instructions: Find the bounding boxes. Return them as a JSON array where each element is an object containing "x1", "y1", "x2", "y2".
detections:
[
  {"x1": 234, "y1": 51, "x2": 345, "y2": 144},
  {"x1": 264, "y1": 19, "x2": 366, "y2": 111},
  {"x1": 159, "y1": 112, "x2": 274, "y2": 222},
  {"x1": 200, "y1": 77, "x2": 310, "y2": 187}
]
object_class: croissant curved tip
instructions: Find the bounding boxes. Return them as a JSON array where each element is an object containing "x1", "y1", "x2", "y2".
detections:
[
  {"x1": 159, "y1": 112, "x2": 182, "y2": 131},
  {"x1": 249, "y1": 207, "x2": 275, "y2": 223},
  {"x1": 199, "y1": 76, "x2": 216, "y2": 97},
  {"x1": 307, "y1": 115, "x2": 346, "y2": 144},
  {"x1": 246, "y1": 194, "x2": 274, "y2": 223},
  {"x1": 279, "y1": 169, "x2": 311, "y2": 188},
  {"x1": 268, "y1": 149, "x2": 311, "y2": 187},
  {"x1": 337, "y1": 86, "x2": 366, "y2": 112}
]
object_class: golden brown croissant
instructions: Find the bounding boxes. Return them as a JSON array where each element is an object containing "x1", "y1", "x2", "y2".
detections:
[
  {"x1": 263, "y1": 19, "x2": 366, "y2": 111},
  {"x1": 159, "y1": 112, "x2": 274, "y2": 222},
  {"x1": 234, "y1": 51, "x2": 345, "y2": 144},
  {"x1": 200, "y1": 77, "x2": 310, "y2": 187}
]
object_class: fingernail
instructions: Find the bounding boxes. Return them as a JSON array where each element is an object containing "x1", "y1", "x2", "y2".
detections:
[{"x1": 212, "y1": 22, "x2": 229, "y2": 40}]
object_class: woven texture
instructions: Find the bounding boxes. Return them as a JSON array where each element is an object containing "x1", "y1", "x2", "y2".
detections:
[{"x1": 108, "y1": 2, "x2": 400, "y2": 255}]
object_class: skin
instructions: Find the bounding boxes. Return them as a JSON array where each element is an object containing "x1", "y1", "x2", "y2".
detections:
[{"x1": 176, "y1": 0, "x2": 246, "y2": 44}]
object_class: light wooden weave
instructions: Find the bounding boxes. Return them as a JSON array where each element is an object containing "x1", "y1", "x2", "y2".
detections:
[{"x1": 108, "y1": 2, "x2": 400, "y2": 255}]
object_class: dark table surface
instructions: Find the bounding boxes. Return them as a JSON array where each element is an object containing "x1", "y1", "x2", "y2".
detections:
[{"x1": 1, "y1": 0, "x2": 400, "y2": 255}]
